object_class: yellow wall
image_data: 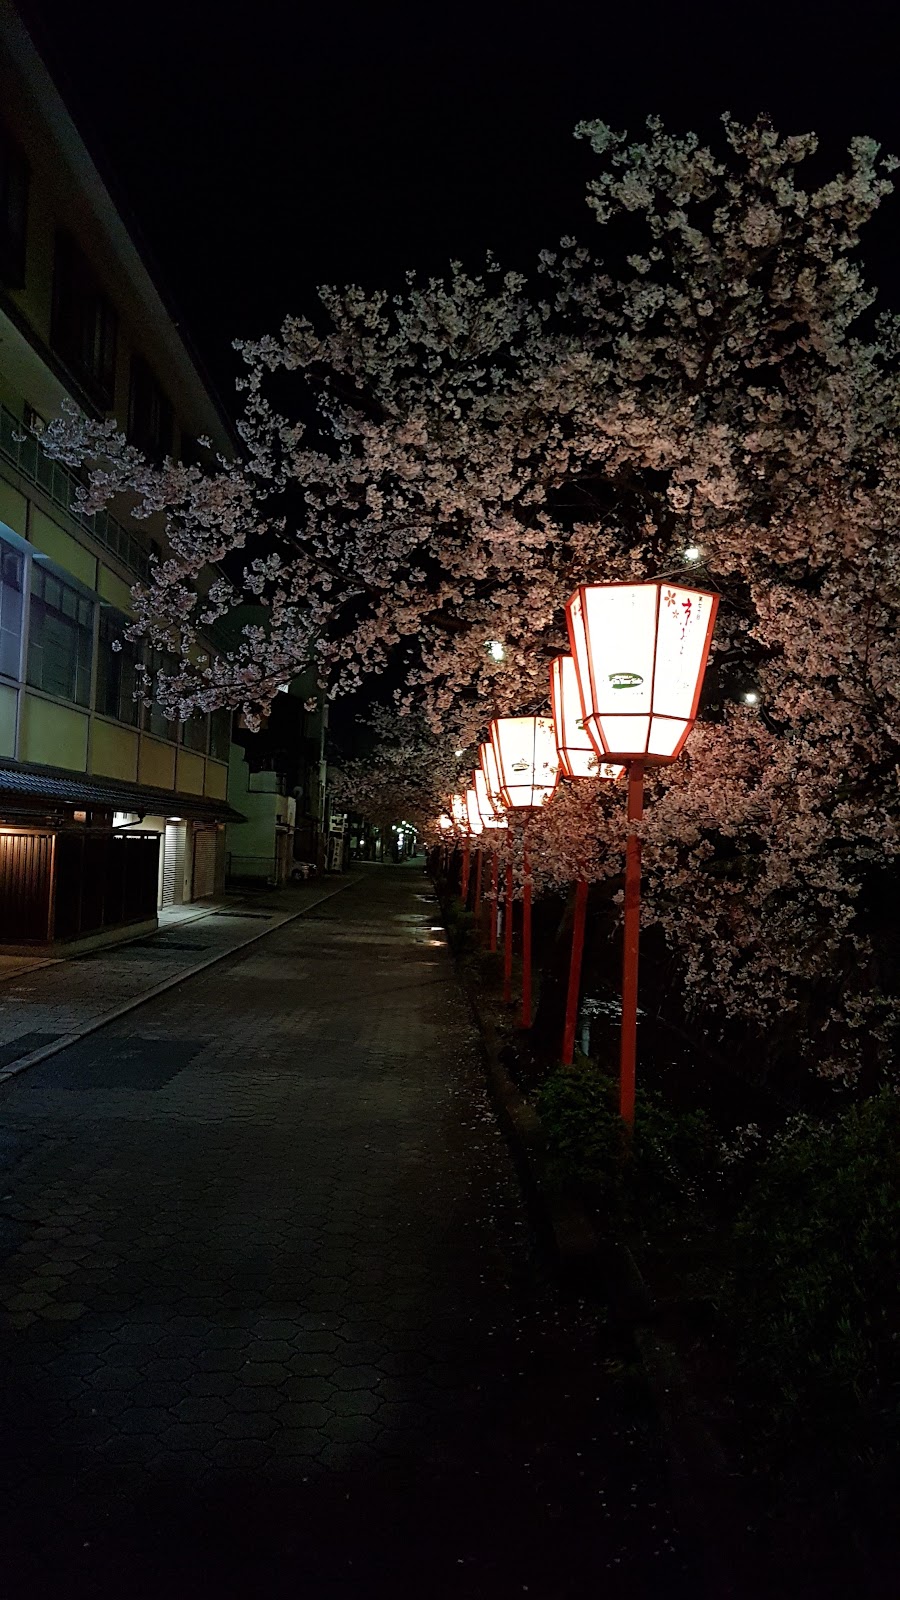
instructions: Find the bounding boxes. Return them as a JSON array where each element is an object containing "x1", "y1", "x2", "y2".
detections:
[
  {"x1": 0, "y1": 481, "x2": 27, "y2": 538},
  {"x1": 0, "y1": 682, "x2": 17, "y2": 757},
  {"x1": 98, "y1": 565, "x2": 135, "y2": 613},
  {"x1": 176, "y1": 749, "x2": 205, "y2": 795},
  {"x1": 91, "y1": 719, "x2": 139, "y2": 781},
  {"x1": 139, "y1": 737, "x2": 176, "y2": 790},
  {"x1": 30, "y1": 508, "x2": 97, "y2": 589},
  {"x1": 204, "y1": 760, "x2": 228, "y2": 800},
  {"x1": 19, "y1": 693, "x2": 88, "y2": 769}
]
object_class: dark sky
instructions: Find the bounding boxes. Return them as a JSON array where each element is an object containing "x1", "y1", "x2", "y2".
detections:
[{"x1": 19, "y1": 0, "x2": 900, "y2": 406}]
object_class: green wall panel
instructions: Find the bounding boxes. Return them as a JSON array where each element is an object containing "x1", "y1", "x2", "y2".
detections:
[
  {"x1": 91, "y1": 719, "x2": 139, "y2": 781},
  {"x1": 30, "y1": 508, "x2": 96, "y2": 588},
  {"x1": 19, "y1": 693, "x2": 88, "y2": 770}
]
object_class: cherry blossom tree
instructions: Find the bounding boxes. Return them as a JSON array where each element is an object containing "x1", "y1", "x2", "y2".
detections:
[{"x1": 42, "y1": 116, "x2": 900, "y2": 1085}]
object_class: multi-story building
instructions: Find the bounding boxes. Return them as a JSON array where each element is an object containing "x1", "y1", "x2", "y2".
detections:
[
  {"x1": 0, "y1": 1, "x2": 244, "y2": 949},
  {"x1": 226, "y1": 672, "x2": 331, "y2": 887}
]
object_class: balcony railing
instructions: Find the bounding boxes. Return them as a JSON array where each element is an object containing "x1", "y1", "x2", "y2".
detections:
[{"x1": 0, "y1": 402, "x2": 150, "y2": 579}]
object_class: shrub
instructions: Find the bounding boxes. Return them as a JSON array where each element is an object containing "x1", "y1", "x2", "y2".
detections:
[
  {"x1": 724, "y1": 1090, "x2": 900, "y2": 1499},
  {"x1": 537, "y1": 1056, "x2": 721, "y2": 1215}
]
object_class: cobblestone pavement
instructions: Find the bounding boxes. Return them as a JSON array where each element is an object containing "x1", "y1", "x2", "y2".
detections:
[{"x1": 0, "y1": 864, "x2": 694, "y2": 1599}]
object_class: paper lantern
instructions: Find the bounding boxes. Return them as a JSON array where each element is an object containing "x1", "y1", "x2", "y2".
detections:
[
  {"x1": 550, "y1": 654, "x2": 624, "y2": 782},
  {"x1": 450, "y1": 793, "x2": 467, "y2": 831},
  {"x1": 565, "y1": 581, "x2": 719, "y2": 762},
  {"x1": 479, "y1": 741, "x2": 506, "y2": 813},
  {"x1": 473, "y1": 765, "x2": 508, "y2": 829},
  {"x1": 488, "y1": 716, "x2": 560, "y2": 810},
  {"x1": 465, "y1": 788, "x2": 485, "y2": 835}
]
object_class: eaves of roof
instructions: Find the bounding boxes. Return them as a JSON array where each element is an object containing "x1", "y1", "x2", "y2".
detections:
[{"x1": 0, "y1": 759, "x2": 245, "y2": 823}]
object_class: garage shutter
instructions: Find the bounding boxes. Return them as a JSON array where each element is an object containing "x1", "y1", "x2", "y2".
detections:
[{"x1": 192, "y1": 828, "x2": 216, "y2": 900}]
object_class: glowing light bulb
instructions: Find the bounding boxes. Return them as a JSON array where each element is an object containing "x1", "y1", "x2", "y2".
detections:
[
  {"x1": 684, "y1": 546, "x2": 701, "y2": 562},
  {"x1": 743, "y1": 691, "x2": 759, "y2": 705},
  {"x1": 486, "y1": 640, "x2": 506, "y2": 661}
]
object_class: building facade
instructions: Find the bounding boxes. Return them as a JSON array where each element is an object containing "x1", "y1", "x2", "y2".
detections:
[
  {"x1": 225, "y1": 675, "x2": 333, "y2": 887},
  {"x1": 0, "y1": 2, "x2": 243, "y2": 948}
]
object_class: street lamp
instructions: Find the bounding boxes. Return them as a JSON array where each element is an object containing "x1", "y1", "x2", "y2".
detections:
[
  {"x1": 565, "y1": 580, "x2": 719, "y2": 1125},
  {"x1": 550, "y1": 652, "x2": 624, "y2": 1067},
  {"x1": 489, "y1": 715, "x2": 560, "y2": 1026}
]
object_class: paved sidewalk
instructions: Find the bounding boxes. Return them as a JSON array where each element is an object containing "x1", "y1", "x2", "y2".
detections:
[
  {"x1": 0, "y1": 863, "x2": 692, "y2": 1599},
  {"x1": 0, "y1": 878, "x2": 349, "y2": 1079}
]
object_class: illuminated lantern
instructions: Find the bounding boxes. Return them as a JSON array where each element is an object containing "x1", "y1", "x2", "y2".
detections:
[
  {"x1": 488, "y1": 716, "x2": 560, "y2": 810},
  {"x1": 450, "y1": 793, "x2": 467, "y2": 830},
  {"x1": 565, "y1": 579, "x2": 719, "y2": 1128},
  {"x1": 479, "y1": 741, "x2": 506, "y2": 815},
  {"x1": 550, "y1": 654, "x2": 624, "y2": 782},
  {"x1": 465, "y1": 788, "x2": 484, "y2": 836},
  {"x1": 474, "y1": 765, "x2": 507, "y2": 829},
  {"x1": 438, "y1": 813, "x2": 454, "y2": 833},
  {"x1": 565, "y1": 581, "x2": 719, "y2": 763}
]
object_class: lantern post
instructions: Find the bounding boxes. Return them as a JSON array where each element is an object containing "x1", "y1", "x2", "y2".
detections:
[
  {"x1": 566, "y1": 581, "x2": 719, "y2": 1126},
  {"x1": 474, "y1": 755, "x2": 508, "y2": 952},
  {"x1": 489, "y1": 716, "x2": 560, "y2": 1028},
  {"x1": 464, "y1": 788, "x2": 484, "y2": 912},
  {"x1": 550, "y1": 652, "x2": 624, "y2": 1067},
  {"x1": 450, "y1": 794, "x2": 468, "y2": 901},
  {"x1": 503, "y1": 862, "x2": 514, "y2": 1004}
]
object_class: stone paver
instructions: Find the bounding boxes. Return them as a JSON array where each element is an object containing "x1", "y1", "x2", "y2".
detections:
[
  {"x1": 0, "y1": 864, "x2": 692, "y2": 1598},
  {"x1": 0, "y1": 879, "x2": 346, "y2": 1065}
]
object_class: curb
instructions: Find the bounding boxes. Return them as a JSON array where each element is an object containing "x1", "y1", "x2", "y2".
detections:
[
  {"x1": 0, "y1": 877, "x2": 357, "y2": 1086},
  {"x1": 450, "y1": 928, "x2": 759, "y2": 1600}
]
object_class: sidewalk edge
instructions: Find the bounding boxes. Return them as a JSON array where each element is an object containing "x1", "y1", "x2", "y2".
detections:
[{"x1": 0, "y1": 878, "x2": 357, "y2": 1086}]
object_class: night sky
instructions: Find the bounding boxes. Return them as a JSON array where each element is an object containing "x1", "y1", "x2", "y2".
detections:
[{"x1": 18, "y1": 0, "x2": 900, "y2": 407}]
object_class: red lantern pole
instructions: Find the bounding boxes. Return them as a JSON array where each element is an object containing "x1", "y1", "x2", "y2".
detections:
[
  {"x1": 489, "y1": 853, "x2": 499, "y2": 952},
  {"x1": 620, "y1": 761, "x2": 644, "y2": 1128},
  {"x1": 521, "y1": 833, "x2": 533, "y2": 1028},
  {"x1": 503, "y1": 862, "x2": 514, "y2": 1004},
  {"x1": 561, "y1": 877, "x2": 589, "y2": 1066},
  {"x1": 474, "y1": 846, "x2": 483, "y2": 931},
  {"x1": 461, "y1": 839, "x2": 471, "y2": 904}
]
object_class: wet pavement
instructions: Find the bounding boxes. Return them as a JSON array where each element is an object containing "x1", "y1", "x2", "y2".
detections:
[{"x1": 0, "y1": 863, "x2": 693, "y2": 1598}]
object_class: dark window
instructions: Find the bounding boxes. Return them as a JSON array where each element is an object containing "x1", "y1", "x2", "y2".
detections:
[
  {"x1": 51, "y1": 233, "x2": 117, "y2": 408},
  {"x1": 0, "y1": 122, "x2": 29, "y2": 286},
  {"x1": 128, "y1": 355, "x2": 173, "y2": 461},
  {"x1": 209, "y1": 707, "x2": 232, "y2": 762},
  {"x1": 180, "y1": 712, "x2": 208, "y2": 754},
  {"x1": 0, "y1": 540, "x2": 24, "y2": 678},
  {"x1": 145, "y1": 646, "x2": 178, "y2": 740},
  {"x1": 96, "y1": 606, "x2": 139, "y2": 725},
  {"x1": 27, "y1": 564, "x2": 94, "y2": 705}
]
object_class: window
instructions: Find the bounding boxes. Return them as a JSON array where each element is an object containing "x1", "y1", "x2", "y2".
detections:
[
  {"x1": 51, "y1": 233, "x2": 117, "y2": 408},
  {"x1": 96, "y1": 607, "x2": 139, "y2": 725},
  {"x1": 209, "y1": 707, "x2": 232, "y2": 762},
  {"x1": 145, "y1": 646, "x2": 178, "y2": 740},
  {"x1": 0, "y1": 121, "x2": 28, "y2": 286},
  {"x1": 27, "y1": 564, "x2": 94, "y2": 705},
  {"x1": 0, "y1": 541, "x2": 24, "y2": 678},
  {"x1": 128, "y1": 355, "x2": 173, "y2": 461},
  {"x1": 180, "y1": 712, "x2": 208, "y2": 754}
]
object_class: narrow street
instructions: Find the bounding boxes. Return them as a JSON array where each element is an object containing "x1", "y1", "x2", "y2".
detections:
[{"x1": 0, "y1": 865, "x2": 691, "y2": 1599}]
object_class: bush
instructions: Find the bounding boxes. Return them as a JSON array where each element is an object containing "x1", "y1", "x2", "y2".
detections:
[
  {"x1": 724, "y1": 1090, "x2": 900, "y2": 1500},
  {"x1": 537, "y1": 1056, "x2": 721, "y2": 1215}
]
